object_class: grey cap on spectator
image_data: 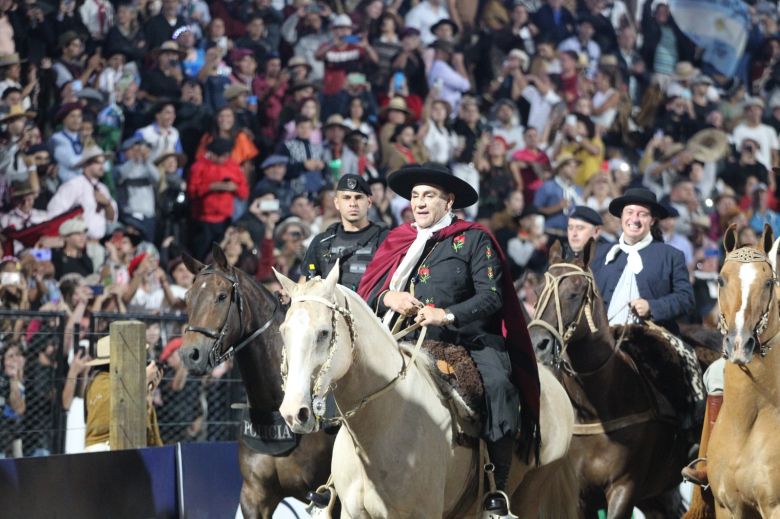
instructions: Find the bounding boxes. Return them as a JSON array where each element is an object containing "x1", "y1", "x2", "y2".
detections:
[
  {"x1": 77, "y1": 88, "x2": 106, "y2": 104},
  {"x1": 332, "y1": 14, "x2": 353, "y2": 28},
  {"x1": 261, "y1": 154, "x2": 288, "y2": 169},
  {"x1": 121, "y1": 135, "x2": 150, "y2": 151}
]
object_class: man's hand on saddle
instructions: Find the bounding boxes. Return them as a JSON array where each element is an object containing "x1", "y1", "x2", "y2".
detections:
[
  {"x1": 414, "y1": 306, "x2": 448, "y2": 327},
  {"x1": 383, "y1": 290, "x2": 423, "y2": 317},
  {"x1": 629, "y1": 298, "x2": 651, "y2": 318}
]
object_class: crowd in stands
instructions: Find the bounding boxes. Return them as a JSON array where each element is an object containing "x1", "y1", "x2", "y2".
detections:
[{"x1": 0, "y1": 0, "x2": 779, "y2": 457}]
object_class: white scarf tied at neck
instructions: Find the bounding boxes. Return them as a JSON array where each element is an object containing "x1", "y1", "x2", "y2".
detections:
[
  {"x1": 604, "y1": 232, "x2": 654, "y2": 273},
  {"x1": 382, "y1": 213, "x2": 453, "y2": 325}
]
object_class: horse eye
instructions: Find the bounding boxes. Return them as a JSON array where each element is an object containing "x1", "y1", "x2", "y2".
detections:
[
  {"x1": 217, "y1": 293, "x2": 227, "y2": 302},
  {"x1": 317, "y1": 330, "x2": 330, "y2": 342},
  {"x1": 766, "y1": 279, "x2": 774, "y2": 288}
]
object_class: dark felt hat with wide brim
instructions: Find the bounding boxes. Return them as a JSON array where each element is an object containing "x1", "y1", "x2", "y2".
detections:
[
  {"x1": 608, "y1": 187, "x2": 669, "y2": 219},
  {"x1": 388, "y1": 163, "x2": 479, "y2": 209}
]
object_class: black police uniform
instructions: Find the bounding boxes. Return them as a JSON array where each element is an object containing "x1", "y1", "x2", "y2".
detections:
[
  {"x1": 302, "y1": 174, "x2": 389, "y2": 290},
  {"x1": 303, "y1": 222, "x2": 388, "y2": 290}
]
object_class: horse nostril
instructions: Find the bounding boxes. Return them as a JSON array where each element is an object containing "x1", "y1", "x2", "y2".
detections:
[
  {"x1": 297, "y1": 407, "x2": 310, "y2": 424},
  {"x1": 745, "y1": 336, "x2": 756, "y2": 352},
  {"x1": 190, "y1": 348, "x2": 200, "y2": 361}
]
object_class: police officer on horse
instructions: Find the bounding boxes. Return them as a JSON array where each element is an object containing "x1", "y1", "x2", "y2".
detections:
[{"x1": 302, "y1": 174, "x2": 388, "y2": 289}]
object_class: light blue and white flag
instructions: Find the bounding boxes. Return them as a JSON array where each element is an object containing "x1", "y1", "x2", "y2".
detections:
[{"x1": 669, "y1": 0, "x2": 750, "y2": 76}]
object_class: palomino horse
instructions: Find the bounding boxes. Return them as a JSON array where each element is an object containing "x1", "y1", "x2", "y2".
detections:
[
  {"x1": 274, "y1": 265, "x2": 579, "y2": 518},
  {"x1": 528, "y1": 240, "x2": 692, "y2": 519},
  {"x1": 180, "y1": 245, "x2": 335, "y2": 519},
  {"x1": 705, "y1": 224, "x2": 780, "y2": 518}
]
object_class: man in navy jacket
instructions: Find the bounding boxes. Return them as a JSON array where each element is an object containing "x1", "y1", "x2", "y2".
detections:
[{"x1": 591, "y1": 188, "x2": 694, "y2": 334}]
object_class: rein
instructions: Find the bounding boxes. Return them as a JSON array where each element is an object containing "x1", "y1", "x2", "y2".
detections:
[
  {"x1": 282, "y1": 289, "x2": 427, "y2": 427},
  {"x1": 527, "y1": 263, "x2": 599, "y2": 370},
  {"x1": 718, "y1": 248, "x2": 779, "y2": 357},
  {"x1": 186, "y1": 267, "x2": 278, "y2": 366}
]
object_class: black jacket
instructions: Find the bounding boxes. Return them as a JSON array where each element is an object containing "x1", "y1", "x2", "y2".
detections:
[{"x1": 640, "y1": 1, "x2": 695, "y2": 72}]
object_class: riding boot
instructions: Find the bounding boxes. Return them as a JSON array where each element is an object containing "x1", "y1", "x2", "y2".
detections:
[
  {"x1": 681, "y1": 393, "x2": 723, "y2": 486},
  {"x1": 483, "y1": 435, "x2": 517, "y2": 519}
]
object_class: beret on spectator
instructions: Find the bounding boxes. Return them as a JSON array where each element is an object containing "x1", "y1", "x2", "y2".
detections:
[
  {"x1": 207, "y1": 137, "x2": 234, "y2": 156},
  {"x1": 55, "y1": 102, "x2": 82, "y2": 122},
  {"x1": 569, "y1": 206, "x2": 603, "y2": 226},
  {"x1": 336, "y1": 174, "x2": 371, "y2": 195},
  {"x1": 128, "y1": 253, "x2": 147, "y2": 278}
]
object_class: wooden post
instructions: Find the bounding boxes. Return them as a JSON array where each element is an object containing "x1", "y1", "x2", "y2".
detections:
[{"x1": 109, "y1": 321, "x2": 147, "y2": 450}]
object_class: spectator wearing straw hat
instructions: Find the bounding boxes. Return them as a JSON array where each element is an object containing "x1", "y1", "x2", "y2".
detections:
[
  {"x1": 47, "y1": 145, "x2": 117, "y2": 241},
  {"x1": 84, "y1": 335, "x2": 163, "y2": 451},
  {"x1": 0, "y1": 104, "x2": 37, "y2": 182},
  {"x1": 0, "y1": 53, "x2": 33, "y2": 110}
]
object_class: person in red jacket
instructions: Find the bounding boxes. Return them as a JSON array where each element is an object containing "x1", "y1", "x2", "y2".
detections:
[{"x1": 187, "y1": 137, "x2": 249, "y2": 260}]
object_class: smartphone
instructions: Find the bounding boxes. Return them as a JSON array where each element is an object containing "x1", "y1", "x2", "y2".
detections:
[
  {"x1": 89, "y1": 285, "x2": 104, "y2": 296},
  {"x1": 30, "y1": 248, "x2": 52, "y2": 262},
  {"x1": 344, "y1": 35, "x2": 361, "y2": 45},
  {"x1": 259, "y1": 199, "x2": 280, "y2": 212},
  {"x1": 1, "y1": 272, "x2": 21, "y2": 285},
  {"x1": 247, "y1": 95, "x2": 258, "y2": 105},
  {"x1": 394, "y1": 71, "x2": 405, "y2": 91}
]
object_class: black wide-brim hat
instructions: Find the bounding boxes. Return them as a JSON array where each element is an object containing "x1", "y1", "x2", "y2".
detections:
[
  {"x1": 608, "y1": 187, "x2": 669, "y2": 219},
  {"x1": 388, "y1": 163, "x2": 479, "y2": 209}
]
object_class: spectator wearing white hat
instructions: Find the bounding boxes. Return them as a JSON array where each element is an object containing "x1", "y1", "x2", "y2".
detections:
[
  {"x1": 47, "y1": 145, "x2": 118, "y2": 241},
  {"x1": 52, "y1": 218, "x2": 93, "y2": 279}
]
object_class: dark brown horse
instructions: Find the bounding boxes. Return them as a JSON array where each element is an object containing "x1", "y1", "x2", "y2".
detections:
[
  {"x1": 180, "y1": 245, "x2": 335, "y2": 518},
  {"x1": 528, "y1": 240, "x2": 692, "y2": 519}
]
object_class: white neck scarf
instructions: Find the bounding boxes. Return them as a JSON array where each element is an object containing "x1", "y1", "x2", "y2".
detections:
[
  {"x1": 604, "y1": 231, "x2": 653, "y2": 274},
  {"x1": 382, "y1": 213, "x2": 453, "y2": 325},
  {"x1": 605, "y1": 232, "x2": 653, "y2": 325}
]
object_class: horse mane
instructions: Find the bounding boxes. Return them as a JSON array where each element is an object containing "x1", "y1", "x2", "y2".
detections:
[{"x1": 335, "y1": 284, "x2": 398, "y2": 346}]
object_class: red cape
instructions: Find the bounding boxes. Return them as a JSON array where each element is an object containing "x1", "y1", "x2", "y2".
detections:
[
  {"x1": 2, "y1": 207, "x2": 84, "y2": 256},
  {"x1": 357, "y1": 220, "x2": 541, "y2": 453}
]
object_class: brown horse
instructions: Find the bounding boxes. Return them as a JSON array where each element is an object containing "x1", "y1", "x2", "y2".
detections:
[
  {"x1": 528, "y1": 240, "x2": 692, "y2": 519},
  {"x1": 704, "y1": 224, "x2": 780, "y2": 518},
  {"x1": 180, "y1": 245, "x2": 335, "y2": 518}
]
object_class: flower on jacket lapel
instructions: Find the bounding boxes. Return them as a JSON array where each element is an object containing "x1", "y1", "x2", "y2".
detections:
[
  {"x1": 452, "y1": 234, "x2": 466, "y2": 252},
  {"x1": 485, "y1": 245, "x2": 494, "y2": 260},
  {"x1": 418, "y1": 264, "x2": 431, "y2": 283}
]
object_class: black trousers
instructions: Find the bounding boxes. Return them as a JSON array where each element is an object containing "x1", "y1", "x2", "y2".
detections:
[
  {"x1": 470, "y1": 346, "x2": 520, "y2": 442},
  {"x1": 190, "y1": 218, "x2": 231, "y2": 261}
]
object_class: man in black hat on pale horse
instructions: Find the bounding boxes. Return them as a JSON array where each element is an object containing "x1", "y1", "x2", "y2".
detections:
[
  {"x1": 357, "y1": 163, "x2": 541, "y2": 518},
  {"x1": 302, "y1": 174, "x2": 388, "y2": 291}
]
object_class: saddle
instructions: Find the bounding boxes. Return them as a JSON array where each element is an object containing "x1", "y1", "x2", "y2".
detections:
[
  {"x1": 614, "y1": 323, "x2": 706, "y2": 430},
  {"x1": 401, "y1": 339, "x2": 485, "y2": 441}
]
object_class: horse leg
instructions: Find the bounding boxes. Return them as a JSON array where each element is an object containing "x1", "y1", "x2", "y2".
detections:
[
  {"x1": 239, "y1": 481, "x2": 280, "y2": 519},
  {"x1": 605, "y1": 484, "x2": 637, "y2": 519},
  {"x1": 638, "y1": 488, "x2": 686, "y2": 519}
]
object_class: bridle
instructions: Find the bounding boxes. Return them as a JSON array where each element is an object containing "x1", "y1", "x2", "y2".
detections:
[
  {"x1": 185, "y1": 266, "x2": 278, "y2": 367},
  {"x1": 282, "y1": 293, "x2": 358, "y2": 420},
  {"x1": 527, "y1": 263, "x2": 598, "y2": 370},
  {"x1": 281, "y1": 288, "x2": 427, "y2": 428},
  {"x1": 717, "y1": 247, "x2": 779, "y2": 357}
]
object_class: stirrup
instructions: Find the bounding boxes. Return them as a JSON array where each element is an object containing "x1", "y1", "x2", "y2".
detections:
[
  {"x1": 482, "y1": 490, "x2": 518, "y2": 519},
  {"x1": 305, "y1": 485, "x2": 335, "y2": 518},
  {"x1": 681, "y1": 457, "x2": 709, "y2": 490}
]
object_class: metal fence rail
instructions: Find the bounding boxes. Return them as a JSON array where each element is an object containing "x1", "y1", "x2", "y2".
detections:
[{"x1": 0, "y1": 310, "x2": 244, "y2": 458}]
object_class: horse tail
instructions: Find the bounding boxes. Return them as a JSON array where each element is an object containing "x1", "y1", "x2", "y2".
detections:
[
  {"x1": 513, "y1": 451, "x2": 581, "y2": 519},
  {"x1": 682, "y1": 486, "x2": 716, "y2": 519}
]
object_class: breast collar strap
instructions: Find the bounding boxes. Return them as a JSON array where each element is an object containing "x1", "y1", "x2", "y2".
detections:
[{"x1": 186, "y1": 267, "x2": 279, "y2": 366}]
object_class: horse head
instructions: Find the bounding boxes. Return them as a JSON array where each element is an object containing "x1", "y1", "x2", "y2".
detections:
[
  {"x1": 719, "y1": 224, "x2": 780, "y2": 365},
  {"x1": 529, "y1": 239, "x2": 600, "y2": 367},
  {"x1": 180, "y1": 243, "x2": 246, "y2": 374},
  {"x1": 275, "y1": 263, "x2": 356, "y2": 434}
]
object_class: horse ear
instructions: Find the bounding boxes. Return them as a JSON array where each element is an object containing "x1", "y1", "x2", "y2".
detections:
[
  {"x1": 273, "y1": 268, "x2": 299, "y2": 297},
  {"x1": 723, "y1": 224, "x2": 738, "y2": 253},
  {"x1": 582, "y1": 238, "x2": 597, "y2": 268},
  {"x1": 760, "y1": 223, "x2": 775, "y2": 254},
  {"x1": 549, "y1": 240, "x2": 563, "y2": 264},
  {"x1": 770, "y1": 237, "x2": 780, "y2": 274},
  {"x1": 182, "y1": 253, "x2": 205, "y2": 275},
  {"x1": 212, "y1": 243, "x2": 229, "y2": 270},
  {"x1": 323, "y1": 259, "x2": 340, "y2": 292}
]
